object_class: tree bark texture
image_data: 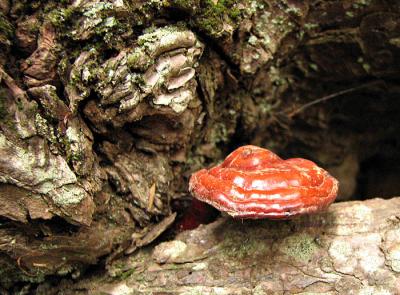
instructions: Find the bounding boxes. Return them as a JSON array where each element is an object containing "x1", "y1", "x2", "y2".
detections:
[
  {"x1": 36, "y1": 198, "x2": 400, "y2": 294},
  {"x1": 0, "y1": 0, "x2": 400, "y2": 289}
]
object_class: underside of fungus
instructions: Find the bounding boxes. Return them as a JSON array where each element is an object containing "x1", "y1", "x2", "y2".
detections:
[{"x1": 189, "y1": 145, "x2": 339, "y2": 219}]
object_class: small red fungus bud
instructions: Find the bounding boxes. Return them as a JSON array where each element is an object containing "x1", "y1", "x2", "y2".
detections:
[
  {"x1": 174, "y1": 198, "x2": 218, "y2": 232},
  {"x1": 189, "y1": 145, "x2": 339, "y2": 219}
]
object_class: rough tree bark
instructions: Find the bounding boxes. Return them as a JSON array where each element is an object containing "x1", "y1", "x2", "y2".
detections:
[
  {"x1": 37, "y1": 197, "x2": 400, "y2": 294},
  {"x1": 0, "y1": 0, "x2": 400, "y2": 292}
]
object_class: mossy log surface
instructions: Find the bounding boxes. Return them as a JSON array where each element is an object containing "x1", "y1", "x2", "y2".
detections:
[
  {"x1": 38, "y1": 197, "x2": 400, "y2": 294},
  {"x1": 0, "y1": 0, "x2": 400, "y2": 290}
]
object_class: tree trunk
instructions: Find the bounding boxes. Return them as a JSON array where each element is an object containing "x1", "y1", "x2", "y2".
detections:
[{"x1": 0, "y1": 0, "x2": 400, "y2": 291}]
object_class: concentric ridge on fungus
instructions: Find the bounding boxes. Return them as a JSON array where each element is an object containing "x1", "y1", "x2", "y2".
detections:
[{"x1": 189, "y1": 145, "x2": 339, "y2": 219}]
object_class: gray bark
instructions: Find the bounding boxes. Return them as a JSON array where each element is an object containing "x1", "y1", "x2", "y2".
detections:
[{"x1": 37, "y1": 197, "x2": 400, "y2": 294}]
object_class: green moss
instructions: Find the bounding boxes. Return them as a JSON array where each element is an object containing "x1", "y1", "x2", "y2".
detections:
[
  {"x1": 220, "y1": 226, "x2": 268, "y2": 259},
  {"x1": 132, "y1": 273, "x2": 146, "y2": 282},
  {"x1": 304, "y1": 23, "x2": 319, "y2": 31},
  {"x1": 82, "y1": 2, "x2": 113, "y2": 17},
  {"x1": 168, "y1": 0, "x2": 241, "y2": 37},
  {"x1": 79, "y1": 2, "x2": 125, "y2": 44},
  {"x1": 0, "y1": 12, "x2": 13, "y2": 48},
  {"x1": 47, "y1": 7, "x2": 75, "y2": 27},
  {"x1": 127, "y1": 50, "x2": 143, "y2": 69},
  {"x1": 196, "y1": 17, "x2": 220, "y2": 36},
  {"x1": 48, "y1": 2, "x2": 125, "y2": 46},
  {"x1": 0, "y1": 12, "x2": 14, "y2": 39},
  {"x1": 118, "y1": 268, "x2": 136, "y2": 280},
  {"x1": 69, "y1": 152, "x2": 84, "y2": 163},
  {"x1": 280, "y1": 233, "x2": 319, "y2": 262},
  {"x1": 229, "y1": 7, "x2": 241, "y2": 19},
  {"x1": 225, "y1": 238, "x2": 268, "y2": 259},
  {"x1": 285, "y1": 5, "x2": 302, "y2": 16},
  {"x1": 211, "y1": 0, "x2": 240, "y2": 20},
  {"x1": 94, "y1": 16, "x2": 121, "y2": 41}
]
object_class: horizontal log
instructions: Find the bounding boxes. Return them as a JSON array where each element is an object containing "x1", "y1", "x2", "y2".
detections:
[{"x1": 54, "y1": 197, "x2": 400, "y2": 294}]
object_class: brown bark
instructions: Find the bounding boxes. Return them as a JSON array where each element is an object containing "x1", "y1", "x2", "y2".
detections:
[
  {"x1": 0, "y1": 0, "x2": 400, "y2": 290},
  {"x1": 37, "y1": 198, "x2": 400, "y2": 294}
]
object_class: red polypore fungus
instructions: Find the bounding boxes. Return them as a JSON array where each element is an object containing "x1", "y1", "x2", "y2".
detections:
[{"x1": 189, "y1": 145, "x2": 339, "y2": 219}]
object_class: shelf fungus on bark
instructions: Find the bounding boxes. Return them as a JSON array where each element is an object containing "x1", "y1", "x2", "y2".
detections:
[{"x1": 189, "y1": 145, "x2": 339, "y2": 219}]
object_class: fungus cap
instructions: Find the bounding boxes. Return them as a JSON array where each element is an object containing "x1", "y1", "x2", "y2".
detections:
[{"x1": 189, "y1": 145, "x2": 339, "y2": 219}]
